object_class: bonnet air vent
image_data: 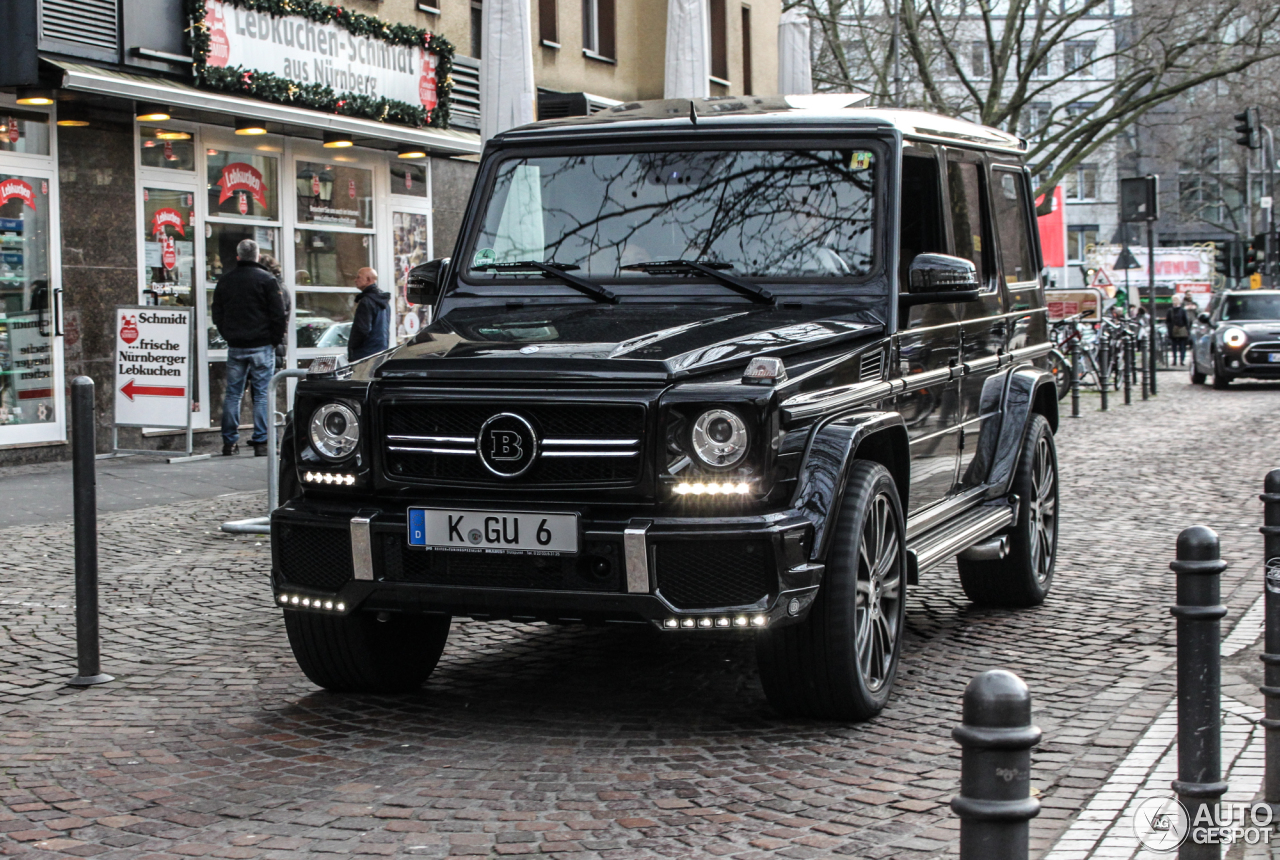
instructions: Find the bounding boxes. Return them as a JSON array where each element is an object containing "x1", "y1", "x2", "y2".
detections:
[
  {"x1": 41, "y1": 0, "x2": 119, "y2": 52},
  {"x1": 860, "y1": 351, "x2": 884, "y2": 381}
]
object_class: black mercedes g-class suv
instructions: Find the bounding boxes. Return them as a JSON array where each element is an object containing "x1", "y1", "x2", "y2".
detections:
[{"x1": 274, "y1": 95, "x2": 1060, "y2": 721}]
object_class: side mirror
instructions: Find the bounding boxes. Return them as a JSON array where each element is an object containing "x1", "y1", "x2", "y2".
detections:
[
  {"x1": 1198, "y1": 312, "x2": 1211, "y2": 324},
  {"x1": 902, "y1": 253, "x2": 982, "y2": 306},
  {"x1": 406, "y1": 257, "x2": 450, "y2": 306}
]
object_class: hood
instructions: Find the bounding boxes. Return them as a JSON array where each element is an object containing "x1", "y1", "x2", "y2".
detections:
[
  {"x1": 372, "y1": 301, "x2": 885, "y2": 383},
  {"x1": 1233, "y1": 321, "x2": 1280, "y2": 337},
  {"x1": 359, "y1": 288, "x2": 391, "y2": 310}
]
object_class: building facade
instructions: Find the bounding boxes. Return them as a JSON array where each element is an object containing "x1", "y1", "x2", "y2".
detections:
[{"x1": 0, "y1": 0, "x2": 780, "y2": 464}]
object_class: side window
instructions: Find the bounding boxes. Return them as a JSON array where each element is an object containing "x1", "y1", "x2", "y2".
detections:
[
  {"x1": 946, "y1": 160, "x2": 990, "y2": 287},
  {"x1": 898, "y1": 154, "x2": 947, "y2": 290},
  {"x1": 992, "y1": 169, "x2": 1038, "y2": 284}
]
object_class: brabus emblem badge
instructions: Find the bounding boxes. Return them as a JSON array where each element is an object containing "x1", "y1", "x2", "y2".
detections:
[
  {"x1": 519, "y1": 345, "x2": 539, "y2": 354},
  {"x1": 476, "y1": 413, "x2": 538, "y2": 478}
]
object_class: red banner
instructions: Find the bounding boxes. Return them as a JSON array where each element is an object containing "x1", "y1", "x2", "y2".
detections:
[
  {"x1": 419, "y1": 52, "x2": 439, "y2": 113},
  {"x1": 1036, "y1": 186, "x2": 1065, "y2": 269},
  {"x1": 151, "y1": 207, "x2": 187, "y2": 237},
  {"x1": 216, "y1": 162, "x2": 268, "y2": 208},
  {"x1": 0, "y1": 178, "x2": 36, "y2": 210}
]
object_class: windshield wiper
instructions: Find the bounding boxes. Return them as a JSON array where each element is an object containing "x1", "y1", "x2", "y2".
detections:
[
  {"x1": 620, "y1": 259, "x2": 776, "y2": 305},
  {"x1": 473, "y1": 260, "x2": 618, "y2": 304}
]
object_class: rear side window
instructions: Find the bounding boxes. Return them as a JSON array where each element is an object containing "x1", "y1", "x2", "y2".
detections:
[
  {"x1": 992, "y1": 169, "x2": 1037, "y2": 284},
  {"x1": 947, "y1": 161, "x2": 989, "y2": 286}
]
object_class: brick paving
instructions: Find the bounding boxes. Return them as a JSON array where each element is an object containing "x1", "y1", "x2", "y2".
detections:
[{"x1": 0, "y1": 374, "x2": 1277, "y2": 860}]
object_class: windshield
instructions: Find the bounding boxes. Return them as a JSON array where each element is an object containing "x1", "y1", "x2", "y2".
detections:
[
  {"x1": 466, "y1": 148, "x2": 879, "y2": 281},
  {"x1": 1222, "y1": 294, "x2": 1280, "y2": 320}
]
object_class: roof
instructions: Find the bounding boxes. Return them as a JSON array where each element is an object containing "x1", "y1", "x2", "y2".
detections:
[
  {"x1": 50, "y1": 61, "x2": 481, "y2": 156},
  {"x1": 498, "y1": 93, "x2": 1026, "y2": 154}
]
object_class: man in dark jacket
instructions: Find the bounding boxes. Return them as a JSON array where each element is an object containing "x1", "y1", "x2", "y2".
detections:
[
  {"x1": 348, "y1": 267, "x2": 391, "y2": 362},
  {"x1": 211, "y1": 239, "x2": 286, "y2": 456}
]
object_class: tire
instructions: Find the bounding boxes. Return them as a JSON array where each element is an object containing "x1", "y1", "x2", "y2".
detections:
[
  {"x1": 958, "y1": 414, "x2": 1057, "y2": 608},
  {"x1": 284, "y1": 610, "x2": 451, "y2": 693},
  {"x1": 1212, "y1": 358, "x2": 1231, "y2": 389},
  {"x1": 1047, "y1": 350, "x2": 1072, "y2": 401},
  {"x1": 756, "y1": 461, "x2": 906, "y2": 721},
  {"x1": 1190, "y1": 367, "x2": 1206, "y2": 385}
]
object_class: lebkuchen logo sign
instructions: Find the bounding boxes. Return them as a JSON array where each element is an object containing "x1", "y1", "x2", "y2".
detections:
[
  {"x1": 151, "y1": 208, "x2": 186, "y2": 237},
  {"x1": 216, "y1": 162, "x2": 268, "y2": 209},
  {"x1": 119, "y1": 315, "x2": 139, "y2": 345},
  {"x1": 0, "y1": 179, "x2": 36, "y2": 210},
  {"x1": 201, "y1": 0, "x2": 438, "y2": 112}
]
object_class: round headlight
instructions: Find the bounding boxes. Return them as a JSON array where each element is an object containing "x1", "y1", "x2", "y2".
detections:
[
  {"x1": 1223, "y1": 327, "x2": 1247, "y2": 348},
  {"x1": 309, "y1": 403, "x2": 360, "y2": 460},
  {"x1": 690, "y1": 409, "x2": 748, "y2": 469}
]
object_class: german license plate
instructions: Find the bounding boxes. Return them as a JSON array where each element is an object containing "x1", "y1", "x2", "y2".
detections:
[
  {"x1": 1269, "y1": 353, "x2": 1280, "y2": 363},
  {"x1": 407, "y1": 508, "x2": 579, "y2": 555}
]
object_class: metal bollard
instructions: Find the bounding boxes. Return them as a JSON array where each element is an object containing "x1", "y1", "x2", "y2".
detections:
[
  {"x1": 68, "y1": 377, "x2": 112, "y2": 687},
  {"x1": 1070, "y1": 340, "x2": 1081, "y2": 418},
  {"x1": 1141, "y1": 337, "x2": 1150, "y2": 401},
  {"x1": 1123, "y1": 336, "x2": 1133, "y2": 405},
  {"x1": 951, "y1": 670, "x2": 1042, "y2": 860},
  {"x1": 1170, "y1": 526, "x2": 1227, "y2": 859},
  {"x1": 1260, "y1": 470, "x2": 1280, "y2": 804},
  {"x1": 1099, "y1": 339, "x2": 1109, "y2": 412}
]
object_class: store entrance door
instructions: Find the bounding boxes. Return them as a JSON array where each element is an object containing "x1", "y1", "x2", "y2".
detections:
[{"x1": 0, "y1": 168, "x2": 64, "y2": 446}]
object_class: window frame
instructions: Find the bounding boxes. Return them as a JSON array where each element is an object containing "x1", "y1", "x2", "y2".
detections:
[
  {"x1": 989, "y1": 164, "x2": 1041, "y2": 288},
  {"x1": 944, "y1": 149, "x2": 998, "y2": 295}
]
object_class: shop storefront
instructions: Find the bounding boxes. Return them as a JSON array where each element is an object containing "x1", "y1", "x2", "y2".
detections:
[
  {"x1": 132, "y1": 118, "x2": 443, "y2": 428},
  {"x1": 0, "y1": 0, "x2": 480, "y2": 460},
  {"x1": 0, "y1": 98, "x2": 64, "y2": 450}
]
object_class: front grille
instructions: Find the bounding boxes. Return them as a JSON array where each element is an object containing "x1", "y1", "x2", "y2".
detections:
[
  {"x1": 382, "y1": 402, "x2": 646, "y2": 487},
  {"x1": 654, "y1": 540, "x2": 775, "y2": 610},
  {"x1": 381, "y1": 534, "x2": 621, "y2": 592},
  {"x1": 1243, "y1": 342, "x2": 1280, "y2": 365},
  {"x1": 276, "y1": 523, "x2": 354, "y2": 590}
]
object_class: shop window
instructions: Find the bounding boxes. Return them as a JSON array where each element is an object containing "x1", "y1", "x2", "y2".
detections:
[
  {"x1": 295, "y1": 230, "x2": 372, "y2": 287},
  {"x1": 296, "y1": 161, "x2": 373, "y2": 229},
  {"x1": 0, "y1": 112, "x2": 50, "y2": 157},
  {"x1": 0, "y1": 174, "x2": 55, "y2": 427},
  {"x1": 139, "y1": 127, "x2": 195, "y2": 171},
  {"x1": 294, "y1": 291, "x2": 356, "y2": 349},
  {"x1": 206, "y1": 149, "x2": 279, "y2": 221},
  {"x1": 391, "y1": 162, "x2": 428, "y2": 198},
  {"x1": 393, "y1": 212, "x2": 430, "y2": 342},
  {"x1": 142, "y1": 188, "x2": 196, "y2": 306},
  {"x1": 204, "y1": 225, "x2": 280, "y2": 349}
]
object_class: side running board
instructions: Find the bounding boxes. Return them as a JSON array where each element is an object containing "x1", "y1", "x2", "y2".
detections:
[{"x1": 905, "y1": 499, "x2": 1018, "y2": 584}]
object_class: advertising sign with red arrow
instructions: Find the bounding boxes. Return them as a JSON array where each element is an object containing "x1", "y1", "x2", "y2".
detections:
[{"x1": 114, "y1": 306, "x2": 193, "y2": 429}]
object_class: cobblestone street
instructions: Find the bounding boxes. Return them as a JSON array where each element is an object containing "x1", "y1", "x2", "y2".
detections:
[{"x1": 1, "y1": 374, "x2": 1277, "y2": 860}]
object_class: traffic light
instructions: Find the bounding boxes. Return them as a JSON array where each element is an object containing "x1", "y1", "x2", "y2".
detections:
[
  {"x1": 1235, "y1": 107, "x2": 1261, "y2": 149},
  {"x1": 1244, "y1": 234, "x2": 1267, "y2": 276},
  {"x1": 1216, "y1": 240, "x2": 1244, "y2": 281}
]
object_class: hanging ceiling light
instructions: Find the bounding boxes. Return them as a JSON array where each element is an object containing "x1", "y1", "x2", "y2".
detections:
[
  {"x1": 235, "y1": 117, "x2": 268, "y2": 135},
  {"x1": 154, "y1": 130, "x2": 192, "y2": 140},
  {"x1": 397, "y1": 144, "x2": 428, "y2": 159},
  {"x1": 16, "y1": 87, "x2": 55, "y2": 106},
  {"x1": 322, "y1": 131, "x2": 353, "y2": 148},
  {"x1": 135, "y1": 103, "x2": 171, "y2": 121}
]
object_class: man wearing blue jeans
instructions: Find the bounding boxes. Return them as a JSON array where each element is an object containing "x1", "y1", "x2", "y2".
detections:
[{"x1": 211, "y1": 239, "x2": 287, "y2": 456}]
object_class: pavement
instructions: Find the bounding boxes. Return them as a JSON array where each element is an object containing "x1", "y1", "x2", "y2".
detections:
[
  {"x1": 0, "y1": 372, "x2": 1278, "y2": 859},
  {"x1": 0, "y1": 452, "x2": 267, "y2": 529}
]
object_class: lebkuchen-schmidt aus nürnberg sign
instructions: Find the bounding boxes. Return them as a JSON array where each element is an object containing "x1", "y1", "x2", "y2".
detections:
[{"x1": 192, "y1": 0, "x2": 453, "y2": 128}]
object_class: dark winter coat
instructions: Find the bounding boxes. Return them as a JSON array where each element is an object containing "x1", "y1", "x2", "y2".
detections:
[
  {"x1": 348, "y1": 285, "x2": 391, "y2": 361},
  {"x1": 211, "y1": 261, "x2": 287, "y2": 349},
  {"x1": 1166, "y1": 305, "x2": 1191, "y2": 339}
]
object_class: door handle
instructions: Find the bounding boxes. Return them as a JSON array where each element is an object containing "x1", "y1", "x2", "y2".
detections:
[{"x1": 53, "y1": 287, "x2": 65, "y2": 337}]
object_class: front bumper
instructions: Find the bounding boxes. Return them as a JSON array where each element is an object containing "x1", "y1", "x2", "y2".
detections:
[{"x1": 270, "y1": 498, "x2": 823, "y2": 630}]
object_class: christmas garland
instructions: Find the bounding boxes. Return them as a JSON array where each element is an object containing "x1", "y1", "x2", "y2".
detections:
[{"x1": 186, "y1": 0, "x2": 455, "y2": 129}]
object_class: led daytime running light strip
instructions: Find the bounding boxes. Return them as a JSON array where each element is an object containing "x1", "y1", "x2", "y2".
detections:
[
  {"x1": 278, "y1": 593, "x2": 346, "y2": 612},
  {"x1": 663, "y1": 614, "x2": 767, "y2": 629},
  {"x1": 304, "y1": 472, "x2": 356, "y2": 486},
  {"x1": 674, "y1": 481, "x2": 751, "y2": 495}
]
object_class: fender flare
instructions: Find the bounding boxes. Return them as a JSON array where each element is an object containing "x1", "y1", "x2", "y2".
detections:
[
  {"x1": 983, "y1": 366, "x2": 1058, "y2": 498},
  {"x1": 790, "y1": 412, "x2": 910, "y2": 563}
]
